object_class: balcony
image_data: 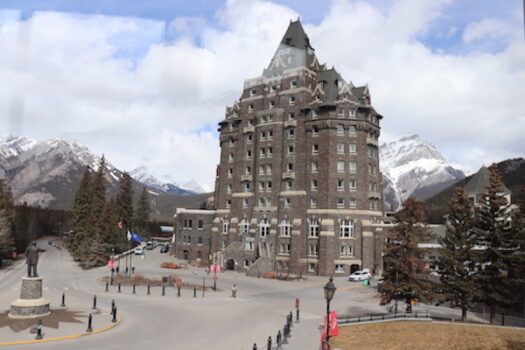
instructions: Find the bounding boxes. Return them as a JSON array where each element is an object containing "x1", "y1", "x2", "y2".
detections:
[
  {"x1": 243, "y1": 126, "x2": 255, "y2": 134},
  {"x1": 284, "y1": 120, "x2": 297, "y2": 128},
  {"x1": 366, "y1": 137, "x2": 378, "y2": 146},
  {"x1": 368, "y1": 191, "x2": 381, "y2": 199},
  {"x1": 241, "y1": 175, "x2": 253, "y2": 182},
  {"x1": 282, "y1": 172, "x2": 295, "y2": 180}
]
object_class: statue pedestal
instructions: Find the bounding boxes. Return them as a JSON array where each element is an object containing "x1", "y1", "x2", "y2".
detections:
[{"x1": 9, "y1": 277, "x2": 50, "y2": 319}]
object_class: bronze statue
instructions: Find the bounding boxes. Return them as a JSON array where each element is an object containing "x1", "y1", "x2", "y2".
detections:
[{"x1": 25, "y1": 242, "x2": 44, "y2": 277}]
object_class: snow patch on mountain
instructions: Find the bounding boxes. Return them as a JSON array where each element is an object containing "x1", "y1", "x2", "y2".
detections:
[
  {"x1": 129, "y1": 166, "x2": 205, "y2": 195},
  {"x1": 380, "y1": 134, "x2": 467, "y2": 211}
]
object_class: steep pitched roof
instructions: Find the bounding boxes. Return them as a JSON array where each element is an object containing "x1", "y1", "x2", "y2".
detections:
[
  {"x1": 280, "y1": 20, "x2": 313, "y2": 50},
  {"x1": 464, "y1": 166, "x2": 511, "y2": 195}
]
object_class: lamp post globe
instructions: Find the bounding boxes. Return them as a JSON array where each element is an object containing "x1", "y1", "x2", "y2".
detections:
[{"x1": 323, "y1": 277, "x2": 336, "y2": 342}]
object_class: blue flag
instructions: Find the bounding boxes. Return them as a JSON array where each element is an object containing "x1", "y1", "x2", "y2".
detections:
[{"x1": 131, "y1": 232, "x2": 143, "y2": 243}]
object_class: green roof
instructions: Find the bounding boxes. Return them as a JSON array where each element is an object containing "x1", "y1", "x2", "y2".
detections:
[
  {"x1": 280, "y1": 20, "x2": 313, "y2": 50},
  {"x1": 464, "y1": 166, "x2": 510, "y2": 195}
]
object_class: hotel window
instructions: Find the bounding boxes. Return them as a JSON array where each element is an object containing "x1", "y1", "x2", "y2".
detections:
[
  {"x1": 337, "y1": 161, "x2": 345, "y2": 173},
  {"x1": 243, "y1": 198, "x2": 249, "y2": 208},
  {"x1": 287, "y1": 145, "x2": 294, "y2": 155},
  {"x1": 267, "y1": 181, "x2": 272, "y2": 191},
  {"x1": 260, "y1": 148, "x2": 266, "y2": 157},
  {"x1": 336, "y1": 124, "x2": 344, "y2": 135},
  {"x1": 245, "y1": 241, "x2": 254, "y2": 250},
  {"x1": 245, "y1": 166, "x2": 251, "y2": 174},
  {"x1": 266, "y1": 164, "x2": 273, "y2": 174},
  {"x1": 268, "y1": 130, "x2": 273, "y2": 139},
  {"x1": 227, "y1": 184, "x2": 232, "y2": 194},
  {"x1": 288, "y1": 128, "x2": 295, "y2": 139},
  {"x1": 340, "y1": 219, "x2": 354, "y2": 238},
  {"x1": 259, "y1": 165, "x2": 265, "y2": 175},
  {"x1": 337, "y1": 108, "x2": 344, "y2": 118},
  {"x1": 312, "y1": 162, "x2": 319, "y2": 173},
  {"x1": 287, "y1": 113, "x2": 294, "y2": 120},
  {"x1": 240, "y1": 219, "x2": 249, "y2": 234},
  {"x1": 260, "y1": 131, "x2": 266, "y2": 140},
  {"x1": 269, "y1": 100, "x2": 275, "y2": 109},
  {"x1": 312, "y1": 110, "x2": 318, "y2": 119},
  {"x1": 310, "y1": 198, "x2": 317, "y2": 208},
  {"x1": 247, "y1": 134, "x2": 253, "y2": 144},
  {"x1": 244, "y1": 182, "x2": 251, "y2": 192},
  {"x1": 311, "y1": 179, "x2": 318, "y2": 190},
  {"x1": 284, "y1": 198, "x2": 291, "y2": 207},
  {"x1": 198, "y1": 220, "x2": 203, "y2": 229},
  {"x1": 247, "y1": 119, "x2": 254, "y2": 126},
  {"x1": 279, "y1": 220, "x2": 291, "y2": 236},
  {"x1": 337, "y1": 179, "x2": 344, "y2": 191},
  {"x1": 258, "y1": 197, "x2": 266, "y2": 207},
  {"x1": 250, "y1": 89, "x2": 256, "y2": 96},
  {"x1": 308, "y1": 219, "x2": 320, "y2": 237},
  {"x1": 349, "y1": 143, "x2": 356, "y2": 153},
  {"x1": 340, "y1": 245, "x2": 353, "y2": 256},
  {"x1": 312, "y1": 125, "x2": 319, "y2": 136},
  {"x1": 312, "y1": 144, "x2": 319, "y2": 154},
  {"x1": 337, "y1": 143, "x2": 345, "y2": 154},
  {"x1": 223, "y1": 218, "x2": 230, "y2": 233},
  {"x1": 349, "y1": 125, "x2": 357, "y2": 135},
  {"x1": 259, "y1": 219, "x2": 270, "y2": 238},
  {"x1": 246, "y1": 150, "x2": 252, "y2": 160},
  {"x1": 349, "y1": 179, "x2": 357, "y2": 191},
  {"x1": 228, "y1": 153, "x2": 234, "y2": 162},
  {"x1": 287, "y1": 163, "x2": 293, "y2": 172},
  {"x1": 349, "y1": 198, "x2": 357, "y2": 208},
  {"x1": 268, "y1": 116, "x2": 273, "y2": 122},
  {"x1": 291, "y1": 80, "x2": 298, "y2": 88},
  {"x1": 289, "y1": 96, "x2": 296, "y2": 106},
  {"x1": 259, "y1": 182, "x2": 265, "y2": 191},
  {"x1": 280, "y1": 243, "x2": 291, "y2": 254},
  {"x1": 285, "y1": 180, "x2": 293, "y2": 190},
  {"x1": 267, "y1": 147, "x2": 273, "y2": 158},
  {"x1": 229, "y1": 138, "x2": 234, "y2": 147},
  {"x1": 349, "y1": 162, "x2": 357, "y2": 173},
  {"x1": 198, "y1": 236, "x2": 203, "y2": 245},
  {"x1": 349, "y1": 109, "x2": 356, "y2": 118},
  {"x1": 308, "y1": 244, "x2": 318, "y2": 256},
  {"x1": 248, "y1": 104, "x2": 254, "y2": 112},
  {"x1": 308, "y1": 263, "x2": 317, "y2": 272},
  {"x1": 337, "y1": 198, "x2": 344, "y2": 208},
  {"x1": 335, "y1": 264, "x2": 345, "y2": 273},
  {"x1": 271, "y1": 85, "x2": 277, "y2": 92},
  {"x1": 228, "y1": 168, "x2": 233, "y2": 178}
]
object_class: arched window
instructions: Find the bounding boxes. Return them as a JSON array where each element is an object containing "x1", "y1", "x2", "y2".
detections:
[
  {"x1": 308, "y1": 219, "x2": 319, "y2": 237},
  {"x1": 279, "y1": 220, "x2": 291, "y2": 236},
  {"x1": 340, "y1": 245, "x2": 353, "y2": 256},
  {"x1": 340, "y1": 220, "x2": 354, "y2": 238},
  {"x1": 239, "y1": 218, "x2": 249, "y2": 234},
  {"x1": 259, "y1": 219, "x2": 270, "y2": 238}
]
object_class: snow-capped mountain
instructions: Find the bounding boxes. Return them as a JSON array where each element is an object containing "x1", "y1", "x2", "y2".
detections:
[
  {"x1": 0, "y1": 135, "x2": 196, "y2": 209},
  {"x1": 380, "y1": 134, "x2": 468, "y2": 211},
  {"x1": 129, "y1": 167, "x2": 202, "y2": 195}
]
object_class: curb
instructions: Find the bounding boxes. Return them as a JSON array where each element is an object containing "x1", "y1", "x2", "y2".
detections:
[{"x1": 0, "y1": 315, "x2": 122, "y2": 346}]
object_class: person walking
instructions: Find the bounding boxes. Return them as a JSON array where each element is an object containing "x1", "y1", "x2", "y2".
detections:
[{"x1": 231, "y1": 284, "x2": 238, "y2": 298}]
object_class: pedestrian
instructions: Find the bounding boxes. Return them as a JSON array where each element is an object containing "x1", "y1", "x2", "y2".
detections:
[
  {"x1": 231, "y1": 284, "x2": 238, "y2": 298},
  {"x1": 131, "y1": 265, "x2": 135, "y2": 274}
]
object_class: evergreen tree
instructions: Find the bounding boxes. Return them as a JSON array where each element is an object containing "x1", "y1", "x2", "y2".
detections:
[
  {"x1": 84, "y1": 233, "x2": 108, "y2": 267},
  {"x1": 380, "y1": 198, "x2": 435, "y2": 312},
  {"x1": 116, "y1": 172, "x2": 134, "y2": 231},
  {"x1": 69, "y1": 166, "x2": 93, "y2": 261},
  {"x1": 0, "y1": 179, "x2": 15, "y2": 264},
  {"x1": 508, "y1": 185, "x2": 525, "y2": 317},
  {"x1": 91, "y1": 155, "x2": 107, "y2": 225},
  {"x1": 438, "y1": 187, "x2": 476, "y2": 320},
  {"x1": 472, "y1": 163, "x2": 515, "y2": 323},
  {"x1": 134, "y1": 187, "x2": 150, "y2": 236}
]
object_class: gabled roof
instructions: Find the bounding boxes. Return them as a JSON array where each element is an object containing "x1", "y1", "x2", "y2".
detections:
[
  {"x1": 280, "y1": 20, "x2": 313, "y2": 50},
  {"x1": 464, "y1": 166, "x2": 510, "y2": 195}
]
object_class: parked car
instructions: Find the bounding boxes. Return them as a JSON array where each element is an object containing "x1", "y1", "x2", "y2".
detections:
[
  {"x1": 134, "y1": 247, "x2": 144, "y2": 255},
  {"x1": 145, "y1": 241, "x2": 158, "y2": 250},
  {"x1": 160, "y1": 244, "x2": 169, "y2": 253},
  {"x1": 348, "y1": 270, "x2": 372, "y2": 281}
]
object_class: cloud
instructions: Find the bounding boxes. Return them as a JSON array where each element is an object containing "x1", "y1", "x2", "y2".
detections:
[
  {"x1": 0, "y1": 0, "x2": 523, "y2": 191},
  {"x1": 463, "y1": 18, "x2": 513, "y2": 43}
]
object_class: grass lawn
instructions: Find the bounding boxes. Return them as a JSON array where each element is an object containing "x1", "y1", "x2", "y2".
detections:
[{"x1": 330, "y1": 321, "x2": 525, "y2": 350}]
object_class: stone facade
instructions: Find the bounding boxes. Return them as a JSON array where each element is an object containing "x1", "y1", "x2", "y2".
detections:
[
  {"x1": 174, "y1": 20, "x2": 386, "y2": 276},
  {"x1": 9, "y1": 277, "x2": 50, "y2": 318},
  {"x1": 172, "y1": 209, "x2": 215, "y2": 264}
]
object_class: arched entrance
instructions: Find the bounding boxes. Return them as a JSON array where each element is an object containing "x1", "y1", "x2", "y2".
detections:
[{"x1": 225, "y1": 259, "x2": 235, "y2": 270}]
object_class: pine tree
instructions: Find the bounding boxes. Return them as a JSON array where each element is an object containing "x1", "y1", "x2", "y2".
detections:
[
  {"x1": 438, "y1": 187, "x2": 476, "y2": 320},
  {"x1": 380, "y1": 198, "x2": 435, "y2": 312},
  {"x1": 84, "y1": 233, "x2": 108, "y2": 267},
  {"x1": 508, "y1": 185, "x2": 525, "y2": 317},
  {"x1": 472, "y1": 163, "x2": 515, "y2": 323},
  {"x1": 91, "y1": 155, "x2": 107, "y2": 225},
  {"x1": 134, "y1": 187, "x2": 150, "y2": 237},
  {"x1": 116, "y1": 172, "x2": 134, "y2": 231},
  {"x1": 69, "y1": 166, "x2": 93, "y2": 261},
  {"x1": 0, "y1": 179, "x2": 15, "y2": 265}
]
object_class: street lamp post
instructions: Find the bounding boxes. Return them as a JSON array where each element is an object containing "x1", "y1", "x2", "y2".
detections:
[
  {"x1": 323, "y1": 277, "x2": 336, "y2": 343},
  {"x1": 213, "y1": 255, "x2": 217, "y2": 291}
]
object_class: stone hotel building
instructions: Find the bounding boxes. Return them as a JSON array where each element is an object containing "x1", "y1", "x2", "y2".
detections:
[{"x1": 173, "y1": 20, "x2": 386, "y2": 276}]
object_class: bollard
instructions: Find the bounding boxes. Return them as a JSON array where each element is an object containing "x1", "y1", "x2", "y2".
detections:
[
  {"x1": 110, "y1": 276, "x2": 114, "y2": 286},
  {"x1": 289, "y1": 311, "x2": 293, "y2": 328},
  {"x1": 86, "y1": 313, "x2": 93, "y2": 332},
  {"x1": 276, "y1": 330, "x2": 282, "y2": 349},
  {"x1": 296, "y1": 308, "x2": 300, "y2": 323},
  {"x1": 133, "y1": 284, "x2": 136, "y2": 294},
  {"x1": 92, "y1": 295, "x2": 97, "y2": 310},
  {"x1": 60, "y1": 293, "x2": 66, "y2": 307},
  {"x1": 105, "y1": 282, "x2": 109, "y2": 292},
  {"x1": 177, "y1": 286, "x2": 181, "y2": 297},
  {"x1": 118, "y1": 283, "x2": 121, "y2": 293},
  {"x1": 111, "y1": 300, "x2": 115, "y2": 312},
  {"x1": 193, "y1": 287, "x2": 197, "y2": 298},
  {"x1": 35, "y1": 325, "x2": 43, "y2": 340},
  {"x1": 202, "y1": 277, "x2": 205, "y2": 298},
  {"x1": 162, "y1": 285, "x2": 165, "y2": 296},
  {"x1": 253, "y1": 343, "x2": 257, "y2": 350},
  {"x1": 267, "y1": 336, "x2": 272, "y2": 350},
  {"x1": 147, "y1": 284, "x2": 150, "y2": 295},
  {"x1": 370, "y1": 315, "x2": 373, "y2": 321},
  {"x1": 111, "y1": 306, "x2": 117, "y2": 323},
  {"x1": 282, "y1": 324, "x2": 288, "y2": 344}
]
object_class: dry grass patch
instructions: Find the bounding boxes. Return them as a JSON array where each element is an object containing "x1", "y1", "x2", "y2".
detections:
[{"x1": 331, "y1": 321, "x2": 525, "y2": 350}]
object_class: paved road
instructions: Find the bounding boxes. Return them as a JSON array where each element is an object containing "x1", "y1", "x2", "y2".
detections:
[{"x1": 0, "y1": 240, "x2": 376, "y2": 349}]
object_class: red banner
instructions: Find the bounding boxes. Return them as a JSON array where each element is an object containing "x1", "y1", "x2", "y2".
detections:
[
  {"x1": 321, "y1": 311, "x2": 339, "y2": 341},
  {"x1": 209, "y1": 264, "x2": 222, "y2": 273},
  {"x1": 106, "y1": 259, "x2": 118, "y2": 269}
]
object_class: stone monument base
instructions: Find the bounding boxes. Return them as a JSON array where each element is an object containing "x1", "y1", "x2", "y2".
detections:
[{"x1": 8, "y1": 277, "x2": 51, "y2": 319}]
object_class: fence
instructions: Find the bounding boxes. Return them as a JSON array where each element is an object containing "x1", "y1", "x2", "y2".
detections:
[{"x1": 338, "y1": 311, "x2": 431, "y2": 325}]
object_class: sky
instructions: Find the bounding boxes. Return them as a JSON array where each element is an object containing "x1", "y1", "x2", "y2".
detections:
[{"x1": 0, "y1": 0, "x2": 523, "y2": 191}]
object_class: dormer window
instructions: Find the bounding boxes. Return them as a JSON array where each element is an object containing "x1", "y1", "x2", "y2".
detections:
[
  {"x1": 248, "y1": 104, "x2": 254, "y2": 112},
  {"x1": 250, "y1": 89, "x2": 256, "y2": 96},
  {"x1": 289, "y1": 96, "x2": 296, "y2": 106},
  {"x1": 349, "y1": 109, "x2": 356, "y2": 118},
  {"x1": 271, "y1": 85, "x2": 277, "y2": 92},
  {"x1": 291, "y1": 80, "x2": 298, "y2": 88},
  {"x1": 269, "y1": 100, "x2": 275, "y2": 109}
]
